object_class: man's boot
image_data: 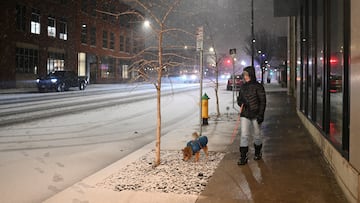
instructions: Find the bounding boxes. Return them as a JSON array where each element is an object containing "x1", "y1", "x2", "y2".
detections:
[
  {"x1": 254, "y1": 144, "x2": 262, "y2": 160},
  {"x1": 237, "y1": 147, "x2": 248, "y2": 165}
]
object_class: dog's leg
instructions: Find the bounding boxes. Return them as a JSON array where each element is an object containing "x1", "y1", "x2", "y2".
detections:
[
  {"x1": 204, "y1": 146, "x2": 209, "y2": 161},
  {"x1": 195, "y1": 152, "x2": 200, "y2": 162}
]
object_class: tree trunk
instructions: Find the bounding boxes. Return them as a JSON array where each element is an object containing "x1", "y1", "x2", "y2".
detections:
[
  {"x1": 215, "y1": 63, "x2": 220, "y2": 116},
  {"x1": 154, "y1": 25, "x2": 163, "y2": 167}
]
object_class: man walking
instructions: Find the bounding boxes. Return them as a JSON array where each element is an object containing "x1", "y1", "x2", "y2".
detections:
[{"x1": 237, "y1": 66, "x2": 266, "y2": 165}]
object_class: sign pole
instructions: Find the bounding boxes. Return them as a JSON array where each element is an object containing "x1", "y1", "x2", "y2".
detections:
[
  {"x1": 197, "y1": 26, "x2": 204, "y2": 135},
  {"x1": 230, "y1": 48, "x2": 237, "y2": 109}
]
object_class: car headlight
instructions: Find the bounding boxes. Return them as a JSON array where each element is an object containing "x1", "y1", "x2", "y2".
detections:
[
  {"x1": 191, "y1": 75, "x2": 197, "y2": 80},
  {"x1": 36, "y1": 79, "x2": 40, "y2": 83},
  {"x1": 51, "y1": 78, "x2": 58, "y2": 83}
]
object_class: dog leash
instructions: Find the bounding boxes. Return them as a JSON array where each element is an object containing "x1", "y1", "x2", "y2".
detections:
[{"x1": 230, "y1": 113, "x2": 241, "y2": 144}]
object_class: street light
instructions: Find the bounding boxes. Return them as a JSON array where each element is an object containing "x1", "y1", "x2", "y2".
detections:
[
  {"x1": 241, "y1": 60, "x2": 246, "y2": 66},
  {"x1": 259, "y1": 54, "x2": 267, "y2": 84},
  {"x1": 143, "y1": 20, "x2": 150, "y2": 28}
]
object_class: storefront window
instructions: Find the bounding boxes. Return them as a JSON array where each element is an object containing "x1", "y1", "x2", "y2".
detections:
[
  {"x1": 47, "y1": 52, "x2": 65, "y2": 73},
  {"x1": 100, "y1": 57, "x2": 115, "y2": 78},
  {"x1": 316, "y1": 0, "x2": 324, "y2": 128},
  {"x1": 16, "y1": 47, "x2": 39, "y2": 74},
  {"x1": 328, "y1": 0, "x2": 344, "y2": 146},
  {"x1": 300, "y1": 5, "x2": 307, "y2": 113},
  {"x1": 307, "y1": 0, "x2": 313, "y2": 119}
]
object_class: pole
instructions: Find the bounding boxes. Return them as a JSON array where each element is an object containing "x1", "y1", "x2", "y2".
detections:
[
  {"x1": 251, "y1": 0, "x2": 254, "y2": 68},
  {"x1": 199, "y1": 49, "x2": 203, "y2": 135},
  {"x1": 196, "y1": 26, "x2": 204, "y2": 135},
  {"x1": 229, "y1": 48, "x2": 237, "y2": 109},
  {"x1": 232, "y1": 56, "x2": 235, "y2": 108}
]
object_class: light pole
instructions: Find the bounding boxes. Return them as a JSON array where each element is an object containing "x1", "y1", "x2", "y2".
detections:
[
  {"x1": 197, "y1": 26, "x2": 204, "y2": 135},
  {"x1": 251, "y1": 0, "x2": 255, "y2": 68},
  {"x1": 229, "y1": 48, "x2": 236, "y2": 108}
]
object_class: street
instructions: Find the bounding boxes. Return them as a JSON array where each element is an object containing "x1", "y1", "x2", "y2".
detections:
[{"x1": 0, "y1": 81, "x2": 234, "y2": 203}]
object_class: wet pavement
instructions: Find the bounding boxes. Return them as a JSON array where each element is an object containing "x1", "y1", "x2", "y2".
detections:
[
  {"x1": 39, "y1": 83, "x2": 349, "y2": 203},
  {"x1": 196, "y1": 90, "x2": 348, "y2": 203}
]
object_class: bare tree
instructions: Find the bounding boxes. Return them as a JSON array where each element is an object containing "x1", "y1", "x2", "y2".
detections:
[
  {"x1": 243, "y1": 29, "x2": 279, "y2": 65},
  {"x1": 120, "y1": 0, "x2": 196, "y2": 167},
  {"x1": 200, "y1": 21, "x2": 224, "y2": 117},
  {"x1": 206, "y1": 52, "x2": 227, "y2": 117}
]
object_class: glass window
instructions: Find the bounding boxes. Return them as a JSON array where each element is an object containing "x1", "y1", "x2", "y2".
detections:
[
  {"x1": 103, "y1": 30, "x2": 108, "y2": 48},
  {"x1": 59, "y1": 21, "x2": 67, "y2": 40},
  {"x1": 120, "y1": 35, "x2": 125, "y2": 52},
  {"x1": 90, "y1": 0, "x2": 97, "y2": 17},
  {"x1": 16, "y1": 47, "x2": 39, "y2": 74},
  {"x1": 81, "y1": 24, "x2": 87, "y2": 44},
  {"x1": 125, "y1": 36, "x2": 130, "y2": 53},
  {"x1": 102, "y1": 4, "x2": 108, "y2": 21},
  {"x1": 100, "y1": 57, "x2": 115, "y2": 78},
  {"x1": 328, "y1": 0, "x2": 344, "y2": 146},
  {"x1": 90, "y1": 27, "x2": 96, "y2": 46},
  {"x1": 108, "y1": 57, "x2": 115, "y2": 78},
  {"x1": 133, "y1": 40, "x2": 138, "y2": 54},
  {"x1": 300, "y1": 5, "x2": 307, "y2": 113},
  {"x1": 47, "y1": 52, "x2": 65, "y2": 73},
  {"x1": 31, "y1": 9, "x2": 40, "y2": 34},
  {"x1": 307, "y1": 1, "x2": 313, "y2": 119},
  {"x1": 81, "y1": 0, "x2": 88, "y2": 13},
  {"x1": 48, "y1": 17, "x2": 56, "y2": 37},
  {"x1": 316, "y1": 0, "x2": 325, "y2": 128},
  {"x1": 110, "y1": 32, "x2": 115, "y2": 50},
  {"x1": 16, "y1": 4, "x2": 26, "y2": 31},
  {"x1": 122, "y1": 64, "x2": 129, "y2": 79}
]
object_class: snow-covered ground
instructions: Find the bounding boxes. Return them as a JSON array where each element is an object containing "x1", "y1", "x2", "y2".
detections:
[
  {"x1": 0, "y1": 82, "x2": 240, "y2": 203},
  {"x1": 98, "y1": 150, "x2": 225, "y2": 195}
]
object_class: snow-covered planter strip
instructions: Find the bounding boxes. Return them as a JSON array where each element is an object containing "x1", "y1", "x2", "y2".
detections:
[{"x1": 99, "y1": 150, "x2": 225, "y2": 195}]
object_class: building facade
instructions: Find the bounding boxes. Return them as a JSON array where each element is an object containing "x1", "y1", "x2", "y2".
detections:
[
  {"x1": 275, "y1": 0, "x2": 360, "y2": 202},
  {"x1": 0, "y1": 0, "x2": 144, "y2": 88}
]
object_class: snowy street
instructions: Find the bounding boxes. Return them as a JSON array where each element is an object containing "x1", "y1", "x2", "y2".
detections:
[{"x1": 0, "y1": 82, "x2": 236, "y2": 203}]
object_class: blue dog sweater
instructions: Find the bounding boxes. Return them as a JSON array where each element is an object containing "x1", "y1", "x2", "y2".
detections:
[{"x1": 187, "y1": 136, "x2": 208, "y2": 154}]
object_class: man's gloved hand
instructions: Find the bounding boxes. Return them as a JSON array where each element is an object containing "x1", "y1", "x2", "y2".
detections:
[{"x1": 256, "y1": 116, "x2": 264, "y2": 124}]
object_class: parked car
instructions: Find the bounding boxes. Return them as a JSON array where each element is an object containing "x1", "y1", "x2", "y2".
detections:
[
  {"x1": 36, "y1": 71, "x2": 88, "y2": 92},
  {"x1": 227, "y1": 74, "x2": 243, "y2": 90},
  {"x1": 330, "y1": 74, "x2": 342, "y2": 92}
]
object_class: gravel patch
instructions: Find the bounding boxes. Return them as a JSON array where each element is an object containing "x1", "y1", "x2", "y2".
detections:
[{"x1": 98, "y1": 150, "x2": 225, "y2": 195}]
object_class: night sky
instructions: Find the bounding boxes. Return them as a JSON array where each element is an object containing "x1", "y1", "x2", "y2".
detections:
[{"x1": 128, "y1": 0, "x2": 287, "y2": 60}]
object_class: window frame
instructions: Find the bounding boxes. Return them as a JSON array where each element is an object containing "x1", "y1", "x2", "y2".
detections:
[
  {"x1": 31, "y1": 9, "x2": 41, "y2": 35},
  {"x1": 47, "y1": 17, "x2": 56, "y2": 38}
]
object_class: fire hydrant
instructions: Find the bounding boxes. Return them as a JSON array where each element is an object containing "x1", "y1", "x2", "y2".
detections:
[{"x1": 202, "y1": 93, "x2": 210, "y2": 125}]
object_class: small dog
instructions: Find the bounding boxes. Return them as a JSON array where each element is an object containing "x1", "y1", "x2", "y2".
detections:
[{"x1": 182, "y1": 132, "x2": 209, "y2": 162}]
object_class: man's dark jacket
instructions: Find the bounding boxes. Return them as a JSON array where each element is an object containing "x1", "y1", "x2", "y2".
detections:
[{"x1": 237, "y1": 66, "x2": 266, "y2": 123}]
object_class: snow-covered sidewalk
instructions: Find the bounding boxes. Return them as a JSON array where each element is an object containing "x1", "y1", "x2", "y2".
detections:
[{"x1": 43, "y1": 112, "x2": 239, "y2": 203}]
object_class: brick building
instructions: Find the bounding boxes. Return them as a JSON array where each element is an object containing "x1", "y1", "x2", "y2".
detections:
[{"x1": 0, "y1": 0, "x2": 144, "y2": 88}]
